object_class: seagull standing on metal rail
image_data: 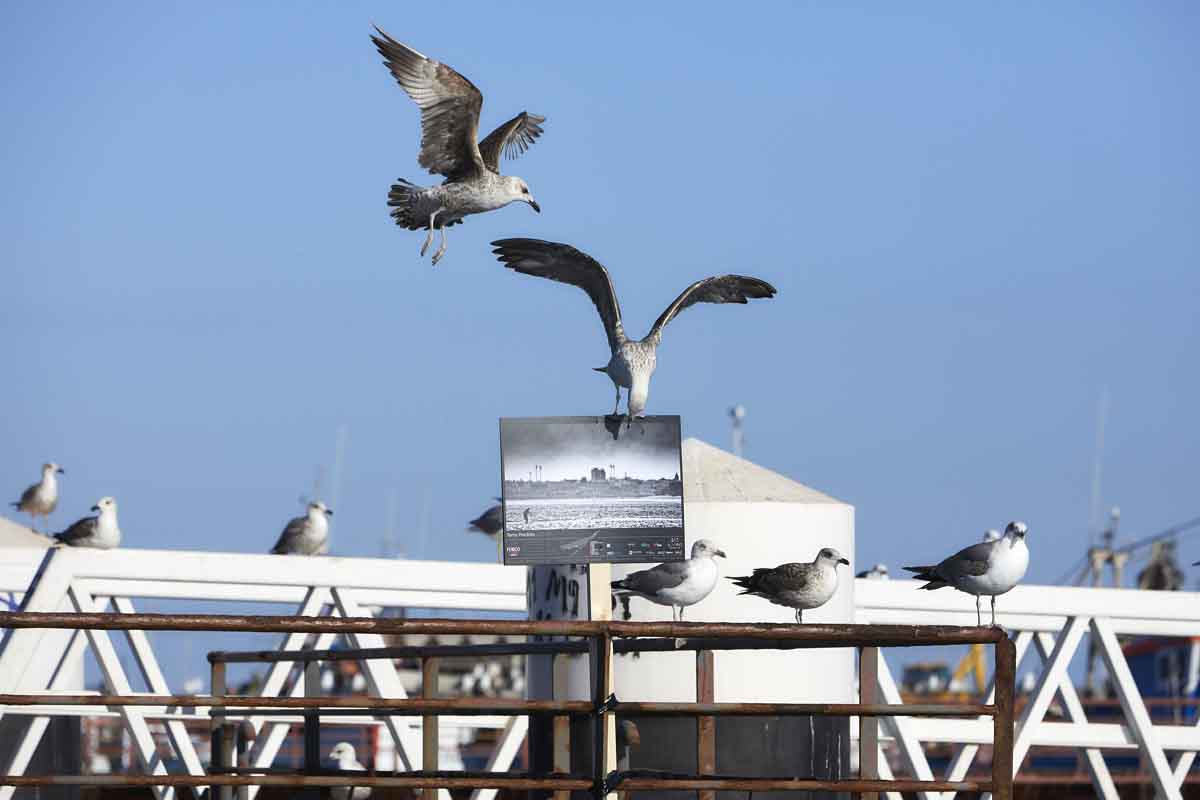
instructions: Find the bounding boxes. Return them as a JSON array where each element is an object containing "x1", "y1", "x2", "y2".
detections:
[
  {"x1": 612, "y1": 539, "x2": 727, "y2": 621},
  {"x1": 270, "y1": 501, "x2": 333, "y2": 555},
  {"x1": 371, "y1": 27, "x2": 545, "y2": 266},
  {"x1": 53, "y1": 497, "x2": 121, "y2": 549},
  {"x1": 492, "y1": 239, "x2": 777, "y2": 418},
  {"x1": 328, "y1": 742, "x2": 371, "y2": 800},
  {"x1": 903, "y1": 521, "x2": 1029, "y2": 626},
  {"x1": 9, "y1": 462, "x2": 64, "y2": 533},
  {"x1": 730, "y1": 547, "x2": 850, "y2": 623}
]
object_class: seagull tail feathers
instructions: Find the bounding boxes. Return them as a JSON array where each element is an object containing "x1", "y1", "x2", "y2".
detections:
[
  {"x1": 728, "y1": 575, "x2": 759, "y2": 595},
  {"x1": 903, "y1": 565, "x2": 948, "y2": 589},
  {"x1": 386, "y1": 179, "x2": 426, "y2": 231}
]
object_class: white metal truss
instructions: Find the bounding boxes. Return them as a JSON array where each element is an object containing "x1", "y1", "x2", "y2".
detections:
[
  {"x1": 856, "y1": 580, "x2": 1200, "y2": 799},
  {"x1": 0, "y1": 547, "x2": 526, "y2": 798}
]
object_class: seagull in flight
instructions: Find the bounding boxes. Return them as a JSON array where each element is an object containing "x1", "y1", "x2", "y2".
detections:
[
  {"x1": 270, "y1": 501, "x2": 333, "y2": 556},
  {"x1": 468, "y1": 502, "x2": 503, "y2": 536},
  {"x1": 492, "y1": 239, "x2": 777, "y2": 418},
  {"x1": 371, "y1": 27, "x2": 544, "y2": 266},
  {"x1": 611, "y1": 539, "x2": 726, "y2": 621},
  {"x1": 730, "y1": 548, "x2": 849, "y2": 623},
  {"x1": 904, "y1": 521, "x2": 1029, "y2": 626},
  {"x1": 10, "y1": 462, "x2": 64, "y2": 533},
  {"x1": 54, "y1": 497, "x2": 121, "y2": 550}
]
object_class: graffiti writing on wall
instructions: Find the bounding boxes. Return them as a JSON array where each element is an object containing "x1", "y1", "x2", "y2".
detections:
[{"x1": 527, "y1": 564, "x2": 588, "y2": 641}]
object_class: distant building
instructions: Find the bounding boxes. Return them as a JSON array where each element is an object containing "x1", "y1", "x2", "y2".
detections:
[{"x1": 590, "y1": 467, "x2": 607, "y2": 482}]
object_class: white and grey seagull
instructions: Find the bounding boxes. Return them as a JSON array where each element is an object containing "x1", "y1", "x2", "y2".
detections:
[
  {"x1": 53, "y1": 496, "x2": 121, "y2": 550},
  {"x1": 10, "y1": 462, "x2": 64, "y2": 533},
  {"x1": 328, "y1": 742, "x2": 371, "y2": 800},
  {"x1": 371, "y1": 27, "x2": 544, "y2": 266},
  {"x1": 611, "y1": 539, "x2": 727, "y2": 621},
  {"x1": 270, "y1": 501, "x2": 333, "y2": 556},
  {"x1": 492, "y1": 239, "x2": 777, "y2": 418},
  {"x1": 904, "y1": 521, "x2": 1029, "y2": 626},
  {"x1": 730, "y1": 547, "x2": 849, "y2": 623}
]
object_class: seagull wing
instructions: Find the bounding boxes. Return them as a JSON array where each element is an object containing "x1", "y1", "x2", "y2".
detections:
[
  {"x1": 647, "y1": 276, "x2": 777, "y2": 344},
  {"x1": 492, "y1": 239, "x2": 625, "y2": 352},
  {"x1": 13, "y1": 482, "x2": 38, "y2": 509},
  {"x1": 613, "y1": 560, "x2": 690, "y2": 596},
  {"x1": 54, "y1": 515, "x2": 98, "y2": 546},
  {"x1": 478, "y1": 112, "x2": 546, "y2": 172},
  {"x1": 371, "y1": 27, "x2": 486, "y2": 180},
  {"x1": 270, "y1": 515, "x2": 308, "y2": 554},
  {"x1": 938, "y1": 540, "x2": 995, "y2": 578},
  {"x1": 730, "y1": 563, "x2": 811, "y2": 596}
]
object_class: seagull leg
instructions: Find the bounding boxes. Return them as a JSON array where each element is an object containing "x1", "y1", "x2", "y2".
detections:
[
  {"x1": 679, "y1": 606, "x2": 685, "y2": 621},
  {"x1": 420, "y1": 209, "x2": 443, "y2": 257},
  {"x1": 975, "y1": 595, "x2": 981, "y2": 627},
  {"x1": 991, "y1": 596, "x2": 997, "y2": 626},
  {"x1": 431, "y1": 224, "x2": 449, "y2": 266},
  {"x1": 795, "y1": 608, "x2": 803, "y2": 624},
  {"x1": 672, "y1": 606, "x2": 679, "y2": 623},
  {"x1": 612, "y1": 385, "x2": 621, "y2": 416}
]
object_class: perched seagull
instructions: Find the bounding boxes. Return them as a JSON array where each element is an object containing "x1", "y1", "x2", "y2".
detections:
[
  {"x1": 730, "y1": 548, "x2": 850, "y2": 623},
  {"x1": 468, "y1": 503, "x2": 502, "y2": 536},
  {"x1": 856, "y1": 563, "x2": 890, "y2": 580},
  {"x1": 328, "y1": 742, "x2": 371, "y2": 800},
  {"x1": 54, "y1": 497, "x2": 121, "y2": 550},
  {"x1": 904, "y1": 521, "x2": 1029, "y2": 626},
  {"x1": 611, "y1": 539, "x2": 727, "y2": 621},
  {"x1": 492, "y1": 239, "x2": 777, "y2": 418},
  {"x1": 270, "y1": 501, "x2": 333, "y2": 556},
  {"x1": 10, "y1": 462, "x2": 64, "y2": 533},
  {"x1": 371, "y1": 27, "x2": 544, "y2": 266}
]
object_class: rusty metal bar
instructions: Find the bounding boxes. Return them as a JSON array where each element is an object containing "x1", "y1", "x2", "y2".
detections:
[
  {"x1": 0, "y1": 775, "x2": 594, "y2": 790},
  {"x1": 422, "y1": 656, "x2": 439, "y2": 786},
  {"x1": 209, "y1": 640, "x2": 590, "y2": 663},
  {"x1": 611, "y1": 702, "x2": 995, "y2": 717},
  {"x1": 695, "y1": 649, "x2": 715, "y2": 800},
  {"x1": 613, "y1": 777, "x2": 992, "y2": 792},
  {"x1": 993, "y1": 633, "x2": 1016, "y2": 800},
  {"x1": 858, "y1": 645, "x2": 879, "y2": 800},
  {"x1": 0, "y1": 693, "x2": 593, "y2": 713},
  {"x1": 0, "y1": 611, "x2": 1005, "y2": 644}
]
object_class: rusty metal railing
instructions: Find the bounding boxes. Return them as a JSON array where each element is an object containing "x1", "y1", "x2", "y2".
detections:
[{"x1": 0, "y1": 611, "x2": 1015, "y2": 798}]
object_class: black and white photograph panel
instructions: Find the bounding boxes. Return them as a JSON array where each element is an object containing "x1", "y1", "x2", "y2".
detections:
[{"x1": 499, "y1": 416, "x2": 685, "y2": 565}]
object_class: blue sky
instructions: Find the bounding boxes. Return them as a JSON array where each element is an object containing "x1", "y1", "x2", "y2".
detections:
[{"x1": 3, "y1": 0, "x2": 1198, "y2": 602}]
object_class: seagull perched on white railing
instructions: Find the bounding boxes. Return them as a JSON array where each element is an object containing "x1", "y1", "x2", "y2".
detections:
[
  {"x1": 492, "y1": 239, "x2": 777, "y2": 418},
  {"x1": 371, "y1": 27, "x2": 544, "y2": 266},
  {"x1": 54, "y1": 497, "x2": 121, "y2": 550},
  {"x1": 904, "y1": 521, "x2": 1029, "y2": 626},
  {"x1": 730, "y1": 548, "x2": 849, "y2": 623},
  {"x1": 328, "y1": 742, "x2": 371, "y2": 800},
  {"x1": 611, "y1": 539, "x2": 727, "y2": 621},
  {"x1": 270, "y1": 501, "x2": 333, "y2": 555},
  {"x1": 10, "y1": 462, "x2": 64, "y2": 533}
]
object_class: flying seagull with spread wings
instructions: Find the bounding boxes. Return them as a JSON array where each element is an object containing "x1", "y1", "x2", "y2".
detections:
[
  {"x1": 371, "y1": 27, "x2": 544, "y2": 266},
  {"x1": 492, "y1": 239, "x2": 777, "y2": 418}
]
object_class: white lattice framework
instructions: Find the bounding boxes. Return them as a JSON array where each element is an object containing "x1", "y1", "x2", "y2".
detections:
[
  {"x1": 0, "y1": 547, "x2": 527, "y2": 800},
  {"x1": 856, "y1": 579, "x2": 1200, "y2": 800}
]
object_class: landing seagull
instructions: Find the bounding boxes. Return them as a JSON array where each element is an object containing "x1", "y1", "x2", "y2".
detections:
[
  {"x1": 468, "y1": 503, "x2": 503, "y2": 536},
  {"x1": 328, "y1": 742, "x2": 371, "y2": 800},
  {"x1": 270, "y1": 501, "x2": 333, "y2": 556},
  {"x1": 730, "y1": 547, "x2": 849, "y2": 623},
  {"x1": 10, "y1": 462, "x2": 64, "y2": 533},
  {"x1": 54, "y1": 497, "x2": 121, "y2": 550},
  {"x1": 612, "y1": 540, "x2": 726, "y2": 622},
  {"x1": 371, "y1": 27, "x2": 544, "y2": 266},
  {"x1": 492, "y1": 239, "x2": 777, "y2": 418},
  {"x1": 904, "y1": 521, "x2": 1029, "y2": 626}
]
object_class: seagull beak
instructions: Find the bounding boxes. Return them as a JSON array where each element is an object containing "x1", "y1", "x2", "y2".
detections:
[
  {"x1": 528, "y1": 199, "x2": 541, "y2": 213},
  {"x1": 90, "y1": 505, "x2": 99, "y2": 512},
  {"x1": 838, "y1": 558, "x2": 850, "y2": 566},
  {"x1": 57, "y1": 468, "x2": 65, "y2": 474},
  {"x1": 715, "y1": 550, "x2": 727, "y2": 558},
  {"x1": 325, "y1": 509, "x2": 334, "y2": 516}
]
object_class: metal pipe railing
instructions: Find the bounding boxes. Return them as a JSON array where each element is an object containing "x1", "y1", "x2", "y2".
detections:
[{"x1": 0, "y1": 610, "x2": 1015, "y2": 799}]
